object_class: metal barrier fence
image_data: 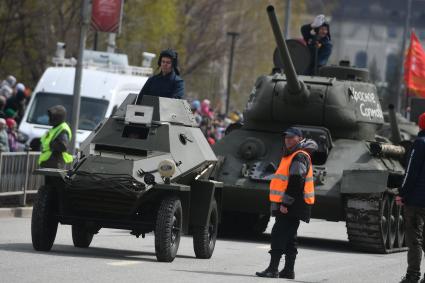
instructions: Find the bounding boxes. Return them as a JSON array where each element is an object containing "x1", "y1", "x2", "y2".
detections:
[{"x1": 0, "y1": 152, "x2": 44, "y2": 205}]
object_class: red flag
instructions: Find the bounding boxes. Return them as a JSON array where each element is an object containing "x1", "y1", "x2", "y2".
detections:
[{"x1": 404, "y1": 31, "x2": 425, "y2": 98}]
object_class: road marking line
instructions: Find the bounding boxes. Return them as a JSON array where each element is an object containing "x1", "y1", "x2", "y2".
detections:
[{"x1": 107, "y1": 260, "x2": 140, "y2": 266}]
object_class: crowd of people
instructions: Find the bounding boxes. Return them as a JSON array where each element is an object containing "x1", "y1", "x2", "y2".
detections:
[
  {"x1": 0, "y1": 74, "x2": 31, "y2": 153},
  {"x1": 189, "y1": 98, "x2": 242, "y2": 145}
]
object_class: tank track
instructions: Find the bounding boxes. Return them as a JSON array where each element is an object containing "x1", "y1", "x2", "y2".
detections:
[{"x1": 345, "y1": 193, "x2": 407, "y2": 253}]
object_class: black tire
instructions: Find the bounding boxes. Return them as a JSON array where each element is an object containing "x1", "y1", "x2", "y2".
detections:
[
  {"x1": 72, "y1": 225, "x2": 94, "y2": 248},
  {"x1": 155, "y1": 196, "x2": 182, "y2": 262},
  {"x1": 31, "y1": 186, "x2": 58, "y2": 251},
  {"x1": 193, "y1": 200, "x2": 218, "y2": 259}
]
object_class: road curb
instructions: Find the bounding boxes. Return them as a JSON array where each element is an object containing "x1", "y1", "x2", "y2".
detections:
[{"x1": 0, "y1": 207, "x2": 33, "y2": 218}]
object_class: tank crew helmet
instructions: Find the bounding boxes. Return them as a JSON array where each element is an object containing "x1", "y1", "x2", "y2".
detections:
[
  {"x1": 283, "y1": 127, "x2": 303, "y2": 137},
  {"x1": 157, "y1": 49, "x2": 180, "y2": 75}
]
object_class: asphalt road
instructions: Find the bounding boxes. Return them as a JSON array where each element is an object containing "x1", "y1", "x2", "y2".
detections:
[{"x1": 0, "y1": 217, "x2": 415, "y2": 283}]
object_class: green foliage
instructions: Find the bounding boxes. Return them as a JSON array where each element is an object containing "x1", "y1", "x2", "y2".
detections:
[
  {"x1": 119, "y1": 0, "x2": 183, "y2": 66},
  {"x1": 0, "y1": 0, "x2": 341, "y2": 113}
]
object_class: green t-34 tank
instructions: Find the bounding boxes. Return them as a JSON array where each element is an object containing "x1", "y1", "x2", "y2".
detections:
[
  {"x1": 31, "y1": 94, "x2": 222, "y2": 262},
  {"x1": 213, "y1": 5, "x2": 407, "y2": 253}
]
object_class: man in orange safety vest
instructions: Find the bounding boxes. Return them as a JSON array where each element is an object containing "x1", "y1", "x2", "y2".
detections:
[{"x1": 256, "y1": 127, "x2": 317, "y2": 279}]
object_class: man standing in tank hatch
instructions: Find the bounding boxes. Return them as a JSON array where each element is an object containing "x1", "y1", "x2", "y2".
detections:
[
  {"x1": 301, "y1": 14, "x2": 332, "y2": 76},
  {"x1": 397, "y1": 112, "x2": 425, "y2": 283},
  {"x1": 256, "y1": 127, "x2": 317, "y2": 279},
  {"x1": 137, "y1": 49, "x2": 184, "y2": 104}
]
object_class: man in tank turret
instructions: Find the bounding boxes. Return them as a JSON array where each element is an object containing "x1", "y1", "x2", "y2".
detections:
[
  {"x1": 256, "y1": 127, "x2": 317, "y2": 279},
  {"x1": 137, "y1": 49, "x2": 184, "y2": 103},
  {"x1": 301, "y1": 14, "x2": 332, "y2": 75},
  {"x1": 397, "y1": 112, "x2": 425, "y2": 283}
]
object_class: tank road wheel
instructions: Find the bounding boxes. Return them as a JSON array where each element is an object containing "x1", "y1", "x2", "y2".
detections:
[
  {"x1": 345, "y1": 193, "x2": 407, "y2": 253},
  {"x1": 380, "y1": 194, "x2": 390, "y2": 249},
  {"x1": 252, "y1": 214, "x2": 270, "y2": 235},
  {"x1": 387, "y1": 196, "x2": 398, "y2": 249},
  {"x1": 155, "y1": 196, "x2": 182, "y2": 262},
  {"x1": 193, "y1": 200, "x2": 218, "y2": 259},
  {"x1": 72, "y1": 225, "x2": 94, "y2": 248},
  {"x1": 31, "y1": 186, "x2": 58, "y2": 251},
  {"x1": 395, "y1": 205, "x2": 406, "y2": 248}
]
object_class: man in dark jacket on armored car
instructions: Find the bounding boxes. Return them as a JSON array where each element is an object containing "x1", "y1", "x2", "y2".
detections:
[{"x1": 138, "y1": 49, "x2": 184, "y2": 102}]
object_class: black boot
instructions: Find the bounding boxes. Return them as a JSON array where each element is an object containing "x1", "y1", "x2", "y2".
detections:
[
  {"x1": 400, "y1": 274, "x2": 420, "y2": 283},
  {"x1": 256, "y1": 253, "x2": 281, "y2": 278},
  {"x1": 279, "y1": 254, "x2": 296, "y2": 279}
]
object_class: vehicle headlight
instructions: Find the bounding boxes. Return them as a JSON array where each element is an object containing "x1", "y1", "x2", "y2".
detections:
[{"x1": 158, "y1": 159, "x2": 176, "y2": 179}]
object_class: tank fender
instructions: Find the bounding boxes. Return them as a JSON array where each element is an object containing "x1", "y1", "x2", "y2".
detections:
[{"x1": 341, "y1": 169, "x2": 389, "y2": 194}]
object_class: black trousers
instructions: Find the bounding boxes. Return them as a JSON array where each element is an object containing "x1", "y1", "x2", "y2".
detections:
[
  {"x1": 405, "y1": 205, "x2": 425, "y2": 279},
  {"x1": 270, "y1": 214, "x2": 300, "y2": 257}
]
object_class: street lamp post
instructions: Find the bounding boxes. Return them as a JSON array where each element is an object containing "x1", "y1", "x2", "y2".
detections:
[
  {"x1": 284, "y1": 0, "x2": 291, "y2": 38},
  {"x1": 396, "y1": 0, "x2": 412, "y2": 113},
  {"x1": 70, "y1": 0, "x2": 91, "y2": 155},
  {"x1": 225, "y1": 32, "x2": 239, "y2": 116}
]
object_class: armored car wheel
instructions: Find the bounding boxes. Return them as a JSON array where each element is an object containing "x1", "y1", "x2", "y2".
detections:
[
  {"x1": 31, "y1": 186, "x2": 58, "y2": 251},
  {"x1": 193, "y1": 200, "x2": 218, "y2": 259},
  {"x1": 72, "y1": 225, "x2": 94, "y2": 248},
  {"x1": 155, "y1": 196, "x2": 182, "y2": 262}
]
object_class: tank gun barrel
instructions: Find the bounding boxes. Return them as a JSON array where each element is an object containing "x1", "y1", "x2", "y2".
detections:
[
  {"x1": 388, "y1": 104, "x2": 402, "y2": 144},
  {"x1": 369, "y1": 142, "x2": 406, "y2": 159},
  {"x1": 266, "y1": 5, "x2": 301, "y2": 94}
]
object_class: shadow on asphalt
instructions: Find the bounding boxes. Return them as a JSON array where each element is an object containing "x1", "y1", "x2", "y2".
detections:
[
  {"x1": 173, "y1": 270, "x2": 316, "y2": 282},
  {"x1": 217, "y1": 233, "x2": 357, "y2": 254},
  {"x1": 0, "y1": 243, "x2": 195, "y2": 262}
]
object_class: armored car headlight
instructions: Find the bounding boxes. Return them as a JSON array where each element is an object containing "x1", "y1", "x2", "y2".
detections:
[{"x1": 158, "y1": 159, "x2": 176, "y2": 179}]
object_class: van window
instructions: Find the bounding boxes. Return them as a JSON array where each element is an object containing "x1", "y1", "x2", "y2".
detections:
[{"x1": 27, "y1": 92, "x2": 109, "y2": 131}]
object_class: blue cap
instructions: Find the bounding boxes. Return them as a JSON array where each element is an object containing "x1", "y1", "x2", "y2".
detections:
[{"x1": 283, "y1": 127, "x2": 303, "y2": 137}]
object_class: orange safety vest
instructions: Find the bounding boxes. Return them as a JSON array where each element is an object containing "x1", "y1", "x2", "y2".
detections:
[{"x1": 269, "y1": 149, "x2": 315, "y2": 205}]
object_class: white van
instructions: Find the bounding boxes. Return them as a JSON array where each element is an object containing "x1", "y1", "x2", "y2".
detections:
[{"x1": 19, "y1": 50, "x2": 153, "y2": 150}]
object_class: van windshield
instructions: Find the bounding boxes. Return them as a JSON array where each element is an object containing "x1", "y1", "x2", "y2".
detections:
[{"x1": 27, "y1": 92, "x2": 109, "y2": 131}]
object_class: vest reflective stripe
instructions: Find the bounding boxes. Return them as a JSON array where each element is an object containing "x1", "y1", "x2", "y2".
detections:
[
  {"x1": 270, "y1": 174, "x2": 289, "y2": 181},
  {"x1": 38, "y1": 122, "x2": 73, "y2": 165},
  {"x1": 270, "y1": 190, "x2": 285, "y2": 197},
  {"x1": 269, "y1": 149, "x2": 315, "y2": 205}
]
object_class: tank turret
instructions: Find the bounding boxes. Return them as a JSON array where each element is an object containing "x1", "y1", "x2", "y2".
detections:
[{"x1": 244, "y1": 5, "x2": 384, "y2": 141}]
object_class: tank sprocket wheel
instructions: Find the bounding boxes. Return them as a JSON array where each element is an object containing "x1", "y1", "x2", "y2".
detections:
[
  {"x1": 193, "y1": 200, "x2": 218, "y2": 259},
  {"x1": 155, "y1": 196, "x2": 182, "y2": 262},
  {"x1": 345, "y1": 192, "x2": 407, "y2": 253}
]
